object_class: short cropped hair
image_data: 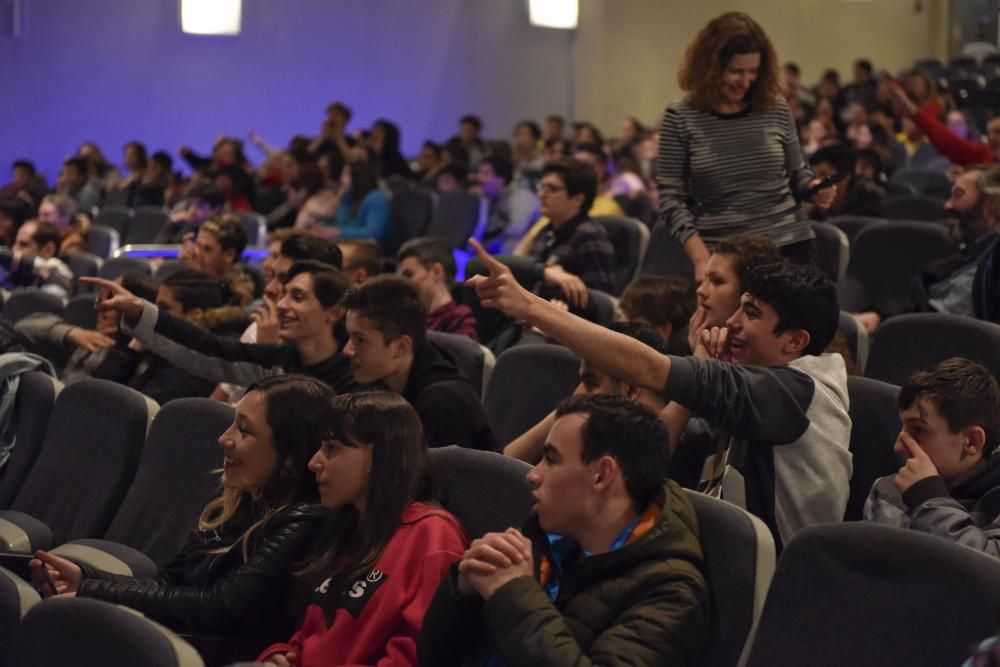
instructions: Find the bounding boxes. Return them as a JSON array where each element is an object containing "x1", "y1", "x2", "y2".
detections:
[
  {"x1": 542, "y1": 158, "x2": 597, "y2": 213},
  {"x1": 31, "y1": 221, "x2": 62, "y2": 254},
  {"x1": 516, "y1": 120, "x2": 542, "y2": 141},
  {"x1": 327, "y1": 101, "x2": 353, "y2": 122},
  {"x1": 341, "y1": 275, "x2": 427, "y2": 348},
  {"x1": 200, "y1": 214, "x2": 247, "y2": 263},
  {"x1": 63, "y1": 157, "x2": 89, "y2": 177},
  {"x1": 742, "y1": 261, "x2": 839, "y2": 356},
  {"x1": 279, "y1": 233, "x2": 343, "y2": 270},
  {"x1": 460, "y1": 115, "x2": 482, "y2": 131},
  {"x1": 619, "y1": 278, "x2": 697, "y2": 355},
  {"x1": 482, "y1": 156, "x2": 513, "y2": 185},
  {"x1": 898, "y1": 358, "x2": 1000, "y2": 456},
  {"x1": 555, "y1": 394, "x2": 669, "y2": 509},
  {"x1": 809, "y1": 143, "x2": 855, "y2": 177},
  {"x1": 286, "y1": 260, "x2": 350, "y2": 309},
  {"x1": 398, "y1": 238, "x2": 457, "y2": 285},
  {"x1": 188, "y1": 183, "x2": 226, "y2": 209},
  {"x1": 41, "y1": 193, "x2": 76, "y2": 220},
  {"x1": 714, "y1": 234, "x2": 783, "y2": 288},
  {"x1": 337, "y1": 239, "x2": 382, "y2": 277},
  {"x1": 151, "y1": 151, "x2": 173, "y2": 171},
  {"x1": 12, "y1": 160, "x2": 35, "y2": 175}
]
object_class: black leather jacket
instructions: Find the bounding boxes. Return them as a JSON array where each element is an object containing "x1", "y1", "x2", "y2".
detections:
[{"x1": 77, "y1": 502, "x2": 328, "y2": 637}]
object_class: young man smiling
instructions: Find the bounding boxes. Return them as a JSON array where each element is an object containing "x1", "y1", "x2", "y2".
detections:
[
  {"x1": 419, "y1": 394, "x2": 709, "y2": 665},
  {"x1": 468, "y1": 241, "x2": 851, "y2": 550},
  {"x1": 864, "y1": 358, "x2": 1000, "y2": 554},
  {"x1": 341, "y1": 275, "x2": 496, "y2": 450}
]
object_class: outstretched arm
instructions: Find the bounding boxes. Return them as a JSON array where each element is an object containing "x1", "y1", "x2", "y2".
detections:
[{"x1": 466, "y1": 239, "x2": 671, "y2": 392}]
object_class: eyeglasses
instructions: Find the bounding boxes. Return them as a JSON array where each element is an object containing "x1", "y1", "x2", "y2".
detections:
[{"x1": 536, "y1": 182, "x2": 566, "y2": 195}]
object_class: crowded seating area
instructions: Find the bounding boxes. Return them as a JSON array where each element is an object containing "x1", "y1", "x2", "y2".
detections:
[{"x1": 2, "y1": 7, "x2": 1000, "y2": 667}]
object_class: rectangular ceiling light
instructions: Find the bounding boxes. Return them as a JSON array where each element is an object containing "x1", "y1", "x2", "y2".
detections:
[
  {"x1": 181, "y1": 0, "x2": 242, "y2": 36},
  {"x1": 528, "y1": 0, "x2": 579, "y2": 29}
]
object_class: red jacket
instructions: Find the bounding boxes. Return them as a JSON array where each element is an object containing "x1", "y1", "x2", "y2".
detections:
[
  {"x1": 427, "y1": 301, "x2": 478, "y2": 342},
  {"x1": 258, "y1": 503, "x2": 468, "y2": 667},
  {"x1": 912, "y1": 107, "x2": 995, "y2": 166}
]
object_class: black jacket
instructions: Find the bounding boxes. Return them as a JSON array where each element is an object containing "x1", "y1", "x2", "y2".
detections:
[
  {"x1": 77, "y1": 503, "x2": 327, "y2": 637},
  {"x1": 403, "y1": 341, "x2": 498, "y2": 451}
]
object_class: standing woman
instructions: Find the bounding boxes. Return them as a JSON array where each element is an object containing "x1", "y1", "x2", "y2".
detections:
[{"x1": 657, "y1": 12, "x2": 835, "y2": 281}]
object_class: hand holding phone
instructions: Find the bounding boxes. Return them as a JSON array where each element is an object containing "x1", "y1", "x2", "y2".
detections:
[{"x1": 807, "y1": 173, "x2": 844, "y2": 196}]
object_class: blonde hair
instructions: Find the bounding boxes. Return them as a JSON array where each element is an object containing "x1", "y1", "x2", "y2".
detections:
[{"x1": 678, "y1": 12, "x2": 782, "y2": 112}]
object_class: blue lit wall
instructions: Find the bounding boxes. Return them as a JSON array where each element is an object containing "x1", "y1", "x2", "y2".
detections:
[{"x1": 0, "y1": 0, "x2": 573, "y2": 183}]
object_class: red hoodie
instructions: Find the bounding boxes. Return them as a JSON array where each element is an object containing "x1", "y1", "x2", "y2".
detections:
[{"x1": 257, "y1": 503, "x2": 468, "y2": 667}]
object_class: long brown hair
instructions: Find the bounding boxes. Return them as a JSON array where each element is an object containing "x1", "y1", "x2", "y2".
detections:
[
  {"x1": 198, "y1": 375, "x2": 333, "y2": 559},
  {"x1": 678, "y1": 12, "x2": 782, "y2": 112},
  {"x1": 298, "y1": 392, "x2": 435, "y2": 589}
]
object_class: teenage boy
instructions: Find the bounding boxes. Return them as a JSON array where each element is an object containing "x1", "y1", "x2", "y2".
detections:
[
  {"x1": 397, "y1": 238, "x2": 477, "y2": 340},
  {"x1": 467, "y1": 240, "x2": 851, "y2": 550},
  {"x1": 864, "y1": 357, "x2": 1000, "y2": 555},
  {"x1": 419, "y1": 394, "x2": 709, "y2": 666},
  {"x1": 342, "y1": 275, "x2": 497, "y2": 450}
]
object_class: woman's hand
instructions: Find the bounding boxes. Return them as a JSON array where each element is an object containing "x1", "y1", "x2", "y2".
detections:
[
  {"x1": 808, "y1": 179, "x2": 837, "y2": 210},
  {"x1": 30, "y1": 550, "x2": 82, "y2": 597},
  {"x1": 66, "y1": 327, "x2": 115, "y2": 353},
  {"x1": 78, "y1": 277, "x2": 147, "y2": 326}
]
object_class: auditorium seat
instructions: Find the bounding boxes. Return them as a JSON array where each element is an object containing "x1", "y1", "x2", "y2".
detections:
[
  {"x1": 62, "y1": 293, "x2": 100, "y2": 331},
  {"x1": 881, "y1": 194, "x2": 947, "y2": 222},
  {"x1": 811, "y1": 222, "x2": 849, "y2": 284},
  {"x1": 744, "y1": 523, "x2": 1000, "y2": 667},
  {"x1": 0, "y1": 565, "x2": 40, "y2": 662},
  {"x1": 827, "y1": 215, "x2": 884, "y2": 244},
  {"x1": 684, "y1": 490, "x2": 775, "y2": 667},
  {"x1": 484, "y1": 344, "x2": 580, "y2": 445},
  {"x1": 94, "y1": 205, "x2": 131, "y2": 238},
  {"x1": 837, "y1": 311, "x2": 869, "y2": 374},
  {"x1": 57, "y1": 398, "x2": 234, "y2": 575},
  {"x1": 640, "y1": 222, "x2": 694, "y2": 281},
  {"x1": 98, "y1": 256, "x2": 152, "y2": 281},
  {"x1": 844, "y1": 376, "x2": 901, "y2": 521},
  {"x1": 1, "y1": 289, "x2": 63, "y2": 325},
  {"x1": 87, "y1": 224, "x2": 121, "y2": 260},
  {"x1": 865, "y1": 313, "x2": 1000, "y2": 385},
  {"x1": 890, "y1": 168, "x2": 951, "y2": 197},
  {"x1": 12, "y1": 597, "x2": 204, "y2": 667},
  {"x1": 462, "y1": 254, "x2": 538, "y2": 344},
  {"x1": 236, "y1": 211, "x2": 266, "y2": 246},
  {"x1": 126, "y1": 206, "x2": 170, "y2": 244},
  {"x1": 386, "y1": 188, "x2": 434, "y2": 255},
  {"x1": 429, "y1": 446, "x2": 534, "y2": 539},
  {"x1": 837, "y1": 221, "x2": 955, "y2": 314},
  {"x1": 425, "y1": 191, "x2": 485, "y2": 249},
  {"x1": 0, "y1": 371, "x2": 62, "y2": 509},
  {"x1": 427, "y1": 330, "x2": 494, "y2": 397},
  {"x1": 0, "y1": 379, "x2": 158, "y2": 550},
  {"x1": 63, "y1": 252, "x2": 102, "y2": 294},
  {"x1": 592, "y1": 215, "x2": 650, "y2": 295}
]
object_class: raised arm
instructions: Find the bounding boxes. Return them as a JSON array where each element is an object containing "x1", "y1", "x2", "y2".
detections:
[{"x1": 466, "y1": 240, "x2": 671, "y2": 392}]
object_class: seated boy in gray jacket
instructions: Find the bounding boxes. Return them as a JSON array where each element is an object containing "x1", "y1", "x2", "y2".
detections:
[{"x1": 864, "y1": 358, "x2": 1000, "y2": 555}]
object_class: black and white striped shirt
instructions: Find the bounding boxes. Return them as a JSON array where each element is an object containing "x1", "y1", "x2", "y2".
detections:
[{"x1": 656, "y1": 98, "x2": 815, "y2": 248}]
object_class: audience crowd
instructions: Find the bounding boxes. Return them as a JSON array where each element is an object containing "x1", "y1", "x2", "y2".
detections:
[{"x1": 1, "y1": 8, "x2": 1000, "y2": 665}]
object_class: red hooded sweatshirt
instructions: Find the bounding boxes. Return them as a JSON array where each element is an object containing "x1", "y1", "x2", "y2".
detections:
[{"x1": 257, "y1": 503, "x2": 468, "y2": 666}]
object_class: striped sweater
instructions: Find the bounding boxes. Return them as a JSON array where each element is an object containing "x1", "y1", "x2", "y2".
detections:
[{"x1": 656, "y1": 98, "x2": 816, "y2": 248}]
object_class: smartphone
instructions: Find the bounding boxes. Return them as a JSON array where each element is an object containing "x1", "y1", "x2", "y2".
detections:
[
  {"x1": 807, "y1": 172, "x2": 845, "y2": 196},
  {"x1": 0, "y1": 552, "x2": 57, "y2": 595}
]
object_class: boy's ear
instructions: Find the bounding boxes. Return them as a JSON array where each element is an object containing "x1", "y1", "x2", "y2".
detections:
[
  {"x1": 965, "y1": 426, "x2": 988, "y2": 457},
  {"x1": 783, "y1": 328, "x2": 811, "y2": 356}
]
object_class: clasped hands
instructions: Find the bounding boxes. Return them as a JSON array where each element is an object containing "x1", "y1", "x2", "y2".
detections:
[{"x1": 457, "y1": 528, "x2": 533, "y2": 600}]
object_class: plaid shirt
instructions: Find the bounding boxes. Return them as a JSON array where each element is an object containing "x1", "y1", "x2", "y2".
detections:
[{"x1": 529, "y1": 214, "x2": 615, "y2": 294}]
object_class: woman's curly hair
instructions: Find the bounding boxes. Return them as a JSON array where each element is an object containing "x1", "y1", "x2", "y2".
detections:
[{"x1": 678, "y1": 12, "x2": 782, "y2": 112}]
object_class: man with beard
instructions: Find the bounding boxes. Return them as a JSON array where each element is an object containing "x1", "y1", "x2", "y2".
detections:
[{"x1": 921, "y1": 165, "x2": 1000, "y2": 323}]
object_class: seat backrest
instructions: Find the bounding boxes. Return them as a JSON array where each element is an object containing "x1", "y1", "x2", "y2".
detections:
[
  {"x1": 484, "y1": 344, "x2": 580, "y2": 445},
  {"x1": 427, "y1": 332, "x2": 487, "y2": 398},
  {"x1": 0, "y1": 372, "x2": 61, "y2": 509},
  {"x1": 881, "y1": 194, "x2": 947, "y2": 221},
  {"x1": 592, "y1": 216, "x2": 651, "y2": 295},
  {"x1": 744, "y1": 523, "x2": 1000, "y2": 667},
  {"x1": 0, "y1": 565, "x2": 39, "y2": 663},
  {"x1": 836, "y1": 311, "x2": 869, "y2": 373},
  {"x1": 429, "y1": 446, "x2": 534, "y2": 539},
  {"x1": 126, "y1": 207, "x2": 170, "y2": 244},
  {"x1": 685, "y1": 491, "x2": 776, "y2": 667},
  {"x1": 837, "y1": 222, "x2": 955, "y2": 313},
  {"x1": 462, "y1": 254, "x2": 539, "y2": 344},
  {"x1": 87, "y1": 224, "x2": 120, "y2": 260},
  {"x1": 586, "y1": 289, "x2": 616, "y2": 327},
  {"x1": 103, "y1": 398, "x2": 234, "y2": 566},
  {"x1": 844, "y1": 376, "x2": 901, "y2": 521},
  {"x1": 386, "y1": 188, "x2": 434, "y2": 255},
  {"x1": 426, "y1": 191, "x2": 484, "y2": 249},
  {"x1": 63, "y1": 252, "x2": 102, "y2": 294},
  {"x1": 12, "y1": 597, "x2": 204, "y2": 667},
  {"x1": 908, "y1": 142, "x2": 944, "y2": 169},
  {"x1": 640, "y1": 222, "x2": 694, "y2": 281},
  {"x1": 864, "y1": 313, "x2": 1000, "y2": 385},
  {"x1": 94, "y1": 206, "x2": 131, "y2": 237},
  {"x1": 154, "y1": 260, "x2": 186, "y2": 282},
  {"x1": 98, "y1": 256, "x2": 152, "y2": 281},
  {"x1": 890, "y1": 168, "x2": 951, "y2": 196},
  {"x1": 828, "y1": 215, "x2": 885, "y2": 244},
  {"x1": 237, "y1": 212, "x2": 266, "y2": 246},
  {"x1": 810, "y1": 222, "x2": 849, "y2": 284},
  {"x1": 1, "y1": 290, "x2": 64, "y2": 325},
  {"x1": 11, "y1": 379, "x2": 158, "y2": 544},
  {"x1": 62, "y1": 294, "x2": 99, "y2": 331}
]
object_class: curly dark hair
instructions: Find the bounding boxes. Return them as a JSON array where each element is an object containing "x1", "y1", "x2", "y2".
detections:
[{"x1": 678, "y1": 12, "x2": 782, "y2": 112}]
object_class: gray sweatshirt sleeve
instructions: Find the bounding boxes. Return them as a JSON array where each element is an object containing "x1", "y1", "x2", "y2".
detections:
[
  {"x1": 903, "y1": 476, "x2": 1000, "y2": 556},
  {"x1": 15, "y1": 313, "x2": 75, "y2": 347},
  {"x1": 664, "y1": 355, "x2": 814, "y2": 445}
]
